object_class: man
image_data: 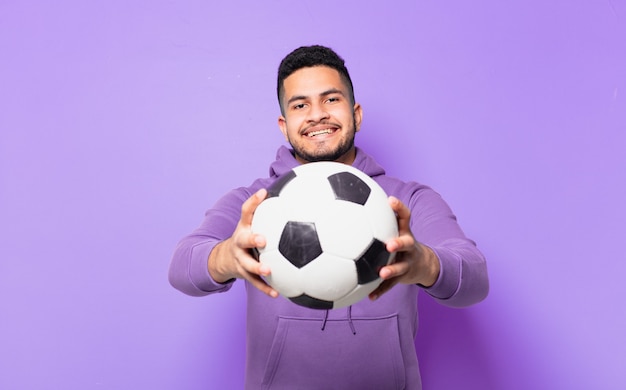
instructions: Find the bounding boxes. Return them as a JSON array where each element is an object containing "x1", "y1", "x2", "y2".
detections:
[{"x1": 169, "y1": 45, "x2": 489, "y2": 389}]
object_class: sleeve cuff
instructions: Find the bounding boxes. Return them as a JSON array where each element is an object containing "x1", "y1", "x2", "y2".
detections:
[{"x1": 190, "y1": 240, "x2": 235, "y2": 293}]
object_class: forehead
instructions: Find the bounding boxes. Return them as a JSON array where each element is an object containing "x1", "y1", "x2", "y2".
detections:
[{"x1": 282, "y1": 66, "x2": 347, "y2": 99}]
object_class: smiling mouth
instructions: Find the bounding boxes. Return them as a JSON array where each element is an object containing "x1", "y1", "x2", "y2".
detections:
[
  {"x1": 307, "y1": 128, "x2": 334, "y2": 137},
  {"x1": 303, "y1": 125, "x2": 339, "y2": 138}
]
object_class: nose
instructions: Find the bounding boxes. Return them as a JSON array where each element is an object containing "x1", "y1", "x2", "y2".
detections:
[{"x1": 306, "y1": 102, "x2": 330, "y2": 123}]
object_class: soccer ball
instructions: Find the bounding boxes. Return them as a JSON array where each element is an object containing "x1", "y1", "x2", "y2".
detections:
[{"x1": 251, "y1": 161, "x2": 398, "y2": 310}]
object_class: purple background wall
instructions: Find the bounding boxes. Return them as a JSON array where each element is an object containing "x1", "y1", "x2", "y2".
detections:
[{"x1": 1, "y1": 1, "x2": 625, "y2": 389}]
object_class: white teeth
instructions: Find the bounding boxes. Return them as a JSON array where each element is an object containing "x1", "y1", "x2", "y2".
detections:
[{"x1": 308, "y1": 129, "x2": 333, "y2": 137}]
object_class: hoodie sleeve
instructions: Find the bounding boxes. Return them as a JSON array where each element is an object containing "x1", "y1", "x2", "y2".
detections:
[
  {"x1": 168, "y1": 187, "x2": 252, "y2": 297},
  {"x1": 402, "y1": 184, "x2": 489, "y2": 307}
]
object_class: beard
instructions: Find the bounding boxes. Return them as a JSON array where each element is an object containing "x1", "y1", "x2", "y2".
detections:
[{"x1": 290, "y1": 118, "x2": 357, "y2": 163}]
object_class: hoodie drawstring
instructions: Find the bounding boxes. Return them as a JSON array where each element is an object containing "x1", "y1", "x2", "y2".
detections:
[
  {"x1": 320, "y1": 307, "x2": 356, "y2": 335},
  {"x1": 347, "y1": 305, "x2": 356, "y2": 335},
  {"x1": 321, "y1": 309, "x2": 329, "y2": 331}
]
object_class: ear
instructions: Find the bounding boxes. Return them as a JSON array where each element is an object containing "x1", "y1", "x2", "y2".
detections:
[
  {"x1": 353, "y1": 103, "x2": 363, "y2": 132},
  {"x1": 278, "y1": 115, "x2": 289, "y2": 140}
]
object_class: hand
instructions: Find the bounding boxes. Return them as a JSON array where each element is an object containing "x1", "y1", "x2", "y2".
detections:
[
  {"x1": 208, "y1": 189, "x2": 279, "y2": 298},
  {"x1": 369, "y1": 196, "x2": 440, "y2": 301}
]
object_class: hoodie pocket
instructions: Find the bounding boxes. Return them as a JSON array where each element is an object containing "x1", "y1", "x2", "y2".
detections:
[{"x1": 261, "y1": 314, "x2": 406, "y2": 390}]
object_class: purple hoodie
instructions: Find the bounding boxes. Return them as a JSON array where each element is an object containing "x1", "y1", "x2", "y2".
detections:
[{"x1": 169, "y1": 146, "x2": 489, "y2": 389}]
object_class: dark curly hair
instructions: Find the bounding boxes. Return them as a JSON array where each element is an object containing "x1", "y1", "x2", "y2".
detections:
[{"x1": 277, "y1": 45, "x2": 355, "y2": 114}]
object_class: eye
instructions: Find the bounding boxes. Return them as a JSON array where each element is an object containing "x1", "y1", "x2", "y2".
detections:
[
  {"x1": 326, "y1": 96, "x2": 340, "y2": 104},
  {"x1": 292, "y1": 103, "x2": 306, "y2": 110}
]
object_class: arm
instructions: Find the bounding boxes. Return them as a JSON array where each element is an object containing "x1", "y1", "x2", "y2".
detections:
[
  {"x1": 168, "y1": 187, "x2": 277, "y2": 298},
  {"x1": 370, "y1": 188, "x2": 489, "y2": 307}
]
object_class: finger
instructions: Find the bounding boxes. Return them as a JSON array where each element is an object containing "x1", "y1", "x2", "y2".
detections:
[
  {"x1": 379, "y1": 261, "x2": 409, "y2": 280},
  {"x1": 388, "y1": 196, "x2": 411, "y2": 233},
  {"x1": 234, "y1": 228, "x2": 266, "y2": 251},
  {"x1": 245, "y1": 231, "x2": 267, "y2": 249},
  {"x1": 237, "y1": 251, "x2": 271, "y2": 277},
  {"x1": 240, "y1": 188, "x2": 268, "y2": 226},
  {"x1": 369, "y1": 278, "x2": 398, "y2": 301},
  {"x1": 244, "y1": 272, "x2": 279, "y2": 298},
  {"x1": 236, "y1": 253, "x2": 276, "y2": 296},
  {"x1": 386, "y1": 234, "x2": 416, "y2": 253}
]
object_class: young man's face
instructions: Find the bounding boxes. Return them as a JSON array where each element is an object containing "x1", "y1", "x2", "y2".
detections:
[{"x1": 278, "y1": 66, "x2": 362, "y2": 165}]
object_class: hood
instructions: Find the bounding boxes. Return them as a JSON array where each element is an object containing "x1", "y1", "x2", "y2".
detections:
[{"x1": 268, "y1": 145, "x2": 387, "y2": 179}]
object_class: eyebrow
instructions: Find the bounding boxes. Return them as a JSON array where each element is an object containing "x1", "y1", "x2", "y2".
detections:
[{"x1": 286, "y1": 88, "x2": 345, "y2": 106}]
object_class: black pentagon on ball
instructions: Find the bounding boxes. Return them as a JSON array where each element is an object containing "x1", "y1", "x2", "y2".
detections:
[
  {"x1": 355, "y1": 239, "x2": 391, "y2": 284},
  {"x1": 278, "y1": 221, "x2": 323, "y2": 268},
  {"x1": 327, "y1": 171, "x2": 371, "y2": 205},
  {"x1": 266, "y1": 170, "x2": 297, "y2": 198},
  {"x1": 290, "y1": 294, "x2": 334, "y2": 310}
]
